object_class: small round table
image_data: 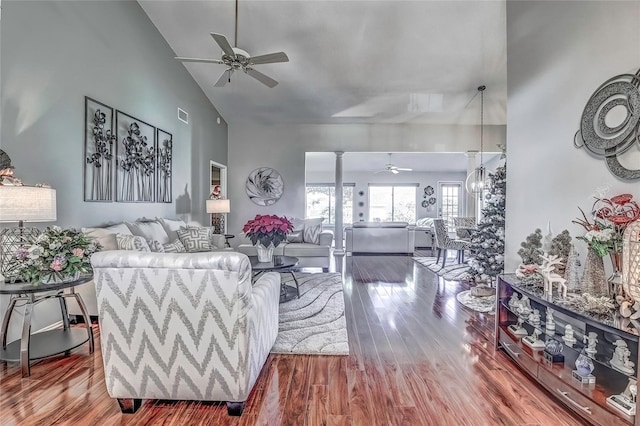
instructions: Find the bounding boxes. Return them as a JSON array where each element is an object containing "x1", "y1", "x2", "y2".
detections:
[
  {"x1": 223, "y1": 234, "x2": 235, "y2": 248},
  {"x1": 0, "y1": 275, "x2": 94, "y2": 377},
  {"x1": 249, "y1": 256, "x2": 300, "y2": 302}
]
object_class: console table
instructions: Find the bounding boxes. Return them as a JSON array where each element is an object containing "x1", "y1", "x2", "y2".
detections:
[
  {"x1": 497, "y1": 274, "x2": 640, "y2": 425},
  {"x1": 0, "y1": 275, "x2": 94, "y2": 377}
]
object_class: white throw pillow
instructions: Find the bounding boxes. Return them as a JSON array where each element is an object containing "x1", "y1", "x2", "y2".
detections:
[
  {"x1": 163, "y1": 239, "x2": 187, "y2": 253},
  {"x1": 82, "y1": 223, "x2": 132, "y2": 251},
  {"x1": 302, "y1": 218, "x2": 324, "y2": 244},
  {"x1": 116, "y1": 234, "x2": 151, "y2": 252},
  {"x1": 177, "y1": 227, "x2": 211, "y2": 252},
  {"x1": 126, "y1": 220, "x2": 170, "y2": 244},
  {"x1": 158, "y1": 218, "x2": 188, "y2": 242}
]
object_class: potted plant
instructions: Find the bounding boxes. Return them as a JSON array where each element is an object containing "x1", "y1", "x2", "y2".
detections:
[
  {"x1": 242, "y1": 214, "x2": 293, "y2": 262},
  {"x1": 13, "y1": 226, "x2": 100, "y2": 284}
]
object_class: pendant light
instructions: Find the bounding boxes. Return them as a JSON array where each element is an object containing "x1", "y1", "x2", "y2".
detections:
[{"x1": 466, "y1": 85, "x2": 487, "y2": 195}]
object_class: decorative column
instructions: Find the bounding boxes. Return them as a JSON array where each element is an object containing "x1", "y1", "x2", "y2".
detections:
[
  {"x1": 334, "y1": 152, "x2": 345, "y2": 259},
  {"x1": 465, "y1": 151, "x2": 478, "y2": 219}
]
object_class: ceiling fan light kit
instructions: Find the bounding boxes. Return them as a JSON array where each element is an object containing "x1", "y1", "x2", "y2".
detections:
[
  {"x1": 466, "y1": 85, "x2": 488, "y2": 195},
  {"x1": 175, "y1": 0, "x2": 289, "y2": 88},
  {"x1": 373, "y1": 153, "x2": 413, "y2": 174}
]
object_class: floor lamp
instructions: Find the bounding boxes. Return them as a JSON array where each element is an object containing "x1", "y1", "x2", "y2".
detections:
[
  {"x1": 0, "y1": 186, "x2": 57, "y2": 281},
  {"x1": 206, "y1": 199, "x2": 230, "y2": 235}
]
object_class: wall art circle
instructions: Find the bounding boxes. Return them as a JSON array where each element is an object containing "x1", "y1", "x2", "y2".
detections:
[
  {"x1": 246, "y1": 167, "x2": 284, "y2": 206},
  {"x1": 424, "y1": 185, "x2": 434, "y2": 196}
]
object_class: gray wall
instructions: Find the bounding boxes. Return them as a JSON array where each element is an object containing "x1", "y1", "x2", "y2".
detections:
[
  {"x1": 1, "y1": 0, "x2": 228, "y2": 228},
  {"x1": 0, "y1": 0, "x2": 227, "y2": 338},
  {"x1": 505, "y1": 1, "x2": 640, "y2": 271},
  {"x1": 228, "y1": 123, "x2": 506, "y2": 237}
]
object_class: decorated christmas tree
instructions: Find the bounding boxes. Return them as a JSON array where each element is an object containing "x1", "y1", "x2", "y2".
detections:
[{"x1": 468, "y1": 163, "x2": 506, "y2": 284}]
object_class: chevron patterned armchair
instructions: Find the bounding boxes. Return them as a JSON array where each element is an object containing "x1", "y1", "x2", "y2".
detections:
[{"x1": 91, "y1": 250, "x2": 280, "y2": 416}]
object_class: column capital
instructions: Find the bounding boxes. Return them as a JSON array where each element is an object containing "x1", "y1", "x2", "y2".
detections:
[
  {"x1": 465, "y1": 150, "x2": 479, "y2": 159},
  {"x1": 334, "y1": 151, "x2": 344, "y2": 157}
]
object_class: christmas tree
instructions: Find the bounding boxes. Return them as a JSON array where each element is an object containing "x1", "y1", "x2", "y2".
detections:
[{"x1": 468, "y1": 163, "x2": 506, "y2": 284}]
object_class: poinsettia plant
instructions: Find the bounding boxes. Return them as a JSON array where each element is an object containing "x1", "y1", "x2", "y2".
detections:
[{"x1": 242, "y1": 214, "x2": 293, "y2": 247}]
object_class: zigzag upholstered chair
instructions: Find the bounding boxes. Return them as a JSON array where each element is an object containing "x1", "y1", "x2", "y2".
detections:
[
  {"x1": 91, "y1": 251, "x2": 280, "y2": 416},
  {"x1": 432, "y1": 218, "x2": 472, "y2": 267}
]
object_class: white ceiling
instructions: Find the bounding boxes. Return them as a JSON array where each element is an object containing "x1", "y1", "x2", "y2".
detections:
[
  {"x1": 139, "y1": 0, "x2": 507, "y2": 125},
  {"x1": 305, "y1": 152, "x2": 501, "y2": 174}
]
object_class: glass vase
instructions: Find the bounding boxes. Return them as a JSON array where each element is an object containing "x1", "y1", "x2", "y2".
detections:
[
  {"x1": 255, "y1": 243, "x2": 274, "y2": 263},
  {"x1": 575, "y1": 348, "x2": 595, "y2": 376},
  {"x1": 582, "y1": 248, "x2": 607, "y2": 297}
]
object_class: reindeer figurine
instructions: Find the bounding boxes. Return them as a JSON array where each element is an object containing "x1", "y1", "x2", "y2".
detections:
[{"x1": 539, "y1": 253, "x2": 567, "y2": 299}]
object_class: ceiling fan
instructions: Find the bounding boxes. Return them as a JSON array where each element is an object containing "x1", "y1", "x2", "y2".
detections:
[
  {"x1": 174, "y1": 0, "x2": 289, "y2": 88},
  {"x1": 374, "y1": 154, "x2": 413, "y2": 174}
]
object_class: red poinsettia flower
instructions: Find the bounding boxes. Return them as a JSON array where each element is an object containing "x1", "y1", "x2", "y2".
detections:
[{"x1": 242, "y1": 214, "x2": 293, "y2": 247}]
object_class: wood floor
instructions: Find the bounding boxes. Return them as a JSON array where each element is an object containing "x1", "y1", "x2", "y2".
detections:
[{"x1": 0, "y1": 253, "x2": 585, "y2": 426}]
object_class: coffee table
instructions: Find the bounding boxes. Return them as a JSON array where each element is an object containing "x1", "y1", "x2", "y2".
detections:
[
  {"x1": 0, "y1": 274, "x2": 94, "y2": 377},
  {"x1": 249, "y1": 255, "x2": 300, "y2": 302}
]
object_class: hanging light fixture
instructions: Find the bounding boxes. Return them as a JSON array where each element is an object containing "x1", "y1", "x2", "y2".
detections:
[{"x1": 466, "y1": 85, "x2": 487, "y2": 195}]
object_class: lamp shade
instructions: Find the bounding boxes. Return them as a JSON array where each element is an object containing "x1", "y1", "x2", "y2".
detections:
[
  {"x1": 0, "y1": 186, "x2": 57, "y2": 223},
  {"x1": 206, "y1": 199, "x2": 230, "y2": 214}
]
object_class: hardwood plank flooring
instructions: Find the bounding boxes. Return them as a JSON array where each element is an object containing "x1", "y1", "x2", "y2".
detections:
[{"x1": 0, "y1": 253, "x2": 585, "y2": 425}]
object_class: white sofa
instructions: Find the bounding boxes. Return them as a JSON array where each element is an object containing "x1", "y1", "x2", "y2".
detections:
[
  {"x1": 345, "y1": 221, "x2": 415, "y2": 255},
  {"x1": 68, "y1": 218, "x2": 227, "y2": 317},
  {"x1": 414, "y1": 217, "x2": 435, "y2": 251},
  {"x1": 91, "y1": 250, "x2": 279, "y2": 416}
]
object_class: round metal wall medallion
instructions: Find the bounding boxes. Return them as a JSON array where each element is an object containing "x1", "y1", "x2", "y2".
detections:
[{"x1": 245, "y1": 167, "x2": 284, "y2": 206}]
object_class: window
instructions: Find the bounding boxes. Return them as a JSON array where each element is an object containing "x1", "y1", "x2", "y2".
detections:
[
  {"x1": 305, "y1": 184, "x2": 354, "y2": 225},
  {"x1": 368, "y1": 185, "x2": 417, "y2": 223},
  {"x1": 438, "y1": 182, "x2": 462, "y2": 227}
]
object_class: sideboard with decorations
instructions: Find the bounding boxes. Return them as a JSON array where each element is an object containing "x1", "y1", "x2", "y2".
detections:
[{"x1": 497, "y1": 274, "x2": 640, "y2": 425}]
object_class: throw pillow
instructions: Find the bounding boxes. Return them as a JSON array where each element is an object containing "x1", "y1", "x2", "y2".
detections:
[
  {"x1": 286, "y1": 231, "x2": 304, "y2": 243},
  {"x1": 163, "y1": 240, "x2": 186, "y2": 253},
  {"x1": 116, "y1": 234, "x2": 151, "y2": 252},
  {"x1": 157, "y1": 217, "x2": 188, "y2": 242},
  {"x1": 126, "y1": 220, "x2": 170, "y2": 244},
  {"x1": 147, "y1": 239, "x2": 165, "y2": 253},
  {"x1": 81, "y1": 223, "x2": 133, "y2": 251},
  {"x1": 302, "y1": 218, "x2": 324, "y2": 244},
  {"x1": 176, "y1": 227, "x2": 211, "y2": 252}
]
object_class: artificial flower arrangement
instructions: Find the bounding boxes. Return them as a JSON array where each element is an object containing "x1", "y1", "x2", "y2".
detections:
[
  {"x1": 13, "y1": 226, "x2": 100, "y2": 284},
  {"x1": 242, "y1": 215, "x2": 293, "y2": 247},
  {"x1": 573, "y1": 193, "x2": 640, "y2": 257}
]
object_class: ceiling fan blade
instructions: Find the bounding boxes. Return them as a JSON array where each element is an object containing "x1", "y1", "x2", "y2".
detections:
[
  {"x1": 392, "y1": 169, "x2": 399, "y2": 174},
  {"x1": 211, "y1": 33, "x2": 235, "y2": 58},
  {"x1": 214, "y1": 69, "x2": 233, "y2": 87},
  {"x1": 175, "y1": 56, "x2": 225, "y2": 64},
  {"x1": 248, "y1": 51, "x2": 289, "y2": 65},
  {"x1": 396, "y1": 168, "x2": 413, "y2": 171},
  {"x1": 245, "y1": 68, "x2": 278, "y2": 88}
]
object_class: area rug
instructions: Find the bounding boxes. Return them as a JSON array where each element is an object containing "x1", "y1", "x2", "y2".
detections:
[
  {"x1": 456, "y1": 290, "x2": 496, "y2": 314},
  {"x1": 413, "y1": 256, "x2": 472, "y2": 281},
  {"x1": 271, "y1": 272, "x2": 349, "y2": 356}
]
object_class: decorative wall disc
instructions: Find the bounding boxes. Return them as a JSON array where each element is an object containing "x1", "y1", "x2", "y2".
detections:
[
  {"x1": 424, "y1": 185, "x2": 434, "y2": 196},
  {"x1": 246, "y1": 167, "x2": 284, "y2": 206},
  {"x1": 428, "y1": 197, "x2": 436, "y2": 205},
  {"x1": 421, "y1": 200, "x2": 428, "y2": 208},
  {"x1": 575, "y1": 69, "x2": 640, "y2": 180}
]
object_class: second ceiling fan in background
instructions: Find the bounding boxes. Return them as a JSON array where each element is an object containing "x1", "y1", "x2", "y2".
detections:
[{"x1": 175, "y1": 0, "x2": 289, "y2": 88}]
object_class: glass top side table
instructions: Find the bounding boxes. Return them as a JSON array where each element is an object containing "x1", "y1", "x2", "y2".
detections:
[{"x1": 0, "y1": 274, "x2": 94, "y2": 377}]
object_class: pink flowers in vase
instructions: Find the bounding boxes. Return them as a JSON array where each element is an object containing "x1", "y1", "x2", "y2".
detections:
[{"x1": 242, "y1": 215, "x2": 293, "y2": 247}]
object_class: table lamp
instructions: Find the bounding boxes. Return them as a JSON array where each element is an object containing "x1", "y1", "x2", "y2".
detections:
[
  {"x1": 206, "y1": 198, "x2": 230, "y2": 235},
  {"x1": 0, "y1": 185, "x2": 57, "y2": 279}
]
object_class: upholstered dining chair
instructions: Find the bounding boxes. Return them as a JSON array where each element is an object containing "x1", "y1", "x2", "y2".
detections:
[
  {"x1": 453, "y1": 216, "x2": 476, "y2": 240},
  {"x1": 433, "y1": 218, "x2": 471, "y2": 267}
]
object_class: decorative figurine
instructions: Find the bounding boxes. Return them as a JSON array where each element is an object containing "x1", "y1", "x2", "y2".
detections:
[
  {"x1": 508, "y1": 293, "x2": 521, "y2": 311},
  {"x1": 562, "y1": 324, "x2": 577, "y2": 347},
  {"x1": 517, "y1": 295, "x2": 532, "y2": 317},
  {"x1": 607, "y1": 378, "x2": 637, "y2": 416},
  {"x1": 585, "y1": 332, "x2": 598, "y2": 358},
  {"x1": 523, "y1": 328, "x2": 545, "y2": 349},
  {"x1": 543, "y1": 338, "x2": 565, "y2": 364},
  {"x1": 545, "y1": 307, "x2": 555, "y2": 333},
  {"x1": 610, "y1": 339, "x2": 636, "y2": 376},
  {"x1": 508, "y1": 317, "x2": 528, "y2": 337},
  {"x1": 539, "y1": 252, "x2": 568, "y2": 299},
  {"x1": 573, "y1": 347, "x2": 596, "y2": 384},
  {"x1": 528, "y1": 309, "x2": 541, "y2": 327}
]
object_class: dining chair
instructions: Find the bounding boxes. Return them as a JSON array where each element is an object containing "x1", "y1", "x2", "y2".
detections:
[
  {"x1": 433, "y1": 218, "x2": 471, "y2": 267},
  {"x1": 453, "y1": 216, "x2": 476, "y2": 240}
]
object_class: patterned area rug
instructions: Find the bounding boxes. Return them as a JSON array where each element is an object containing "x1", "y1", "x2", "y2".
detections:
[
  {"x1": 272, "y1": 272, "x2": 349, "y2": 356},
  {"x1": 456, "y1": 290, "x2": 496, "y2": 314},
  {"x1": 413, "y1": 256, "x2": 472, "y2": 281}
]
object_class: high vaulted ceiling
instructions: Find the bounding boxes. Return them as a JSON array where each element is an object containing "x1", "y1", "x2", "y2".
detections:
[{"x1": 139, "y1": 0, "x2": 507, "y2": 125}]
